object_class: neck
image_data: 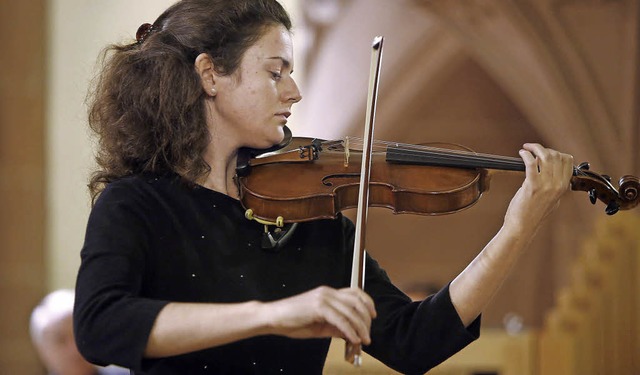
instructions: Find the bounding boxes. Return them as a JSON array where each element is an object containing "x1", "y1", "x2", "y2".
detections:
[
  {"x1": 201, "y1": 102, "x2": 245, "y2": 198},
  {"x1": 201, "y1": 137, "x2": 241, "y2": 199}
]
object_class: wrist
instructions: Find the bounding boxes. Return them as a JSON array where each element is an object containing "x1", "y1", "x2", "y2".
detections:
[
  {"x1": 256, "y1": 298, "x2": 299, "y2": 337},
  {"x1": 250, "y1": 300, "x2": 276, "y2": 336},
  {"x1": 498, "y1": 221, "x2": 536, "y2": 250}
]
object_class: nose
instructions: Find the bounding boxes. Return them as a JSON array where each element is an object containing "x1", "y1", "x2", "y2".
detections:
[{"x1": 283, "y1": 76, "x2": 302, "y2": 104}]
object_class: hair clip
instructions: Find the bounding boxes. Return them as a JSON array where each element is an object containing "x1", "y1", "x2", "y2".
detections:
[{"x1": 136, "y1": 23, "x2": 155, "y2": 44}]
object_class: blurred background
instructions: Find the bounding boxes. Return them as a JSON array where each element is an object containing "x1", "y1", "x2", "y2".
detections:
[{"x1": 1, "y1": 0, "x2": 638, "y2": 373}]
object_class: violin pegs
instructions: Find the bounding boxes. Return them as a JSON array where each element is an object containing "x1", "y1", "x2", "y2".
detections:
[
  {"x1": 605, "y1": 201, "x2": 620, "y2": 215},
  {"x1": 577, "y1": 162, "x2": 590, "y2": 171},
  {"x1": 589, "y1": 189, "x2": 598, "y2": 205}
]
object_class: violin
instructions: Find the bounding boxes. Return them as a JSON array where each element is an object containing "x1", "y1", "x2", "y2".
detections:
[{"x1": 236, "y1": 134, "x2": 640, "y2": 224}]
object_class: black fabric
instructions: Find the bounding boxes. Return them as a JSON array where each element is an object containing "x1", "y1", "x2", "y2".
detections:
[{"x1": 74, "y1": 172, "x2": 479, "y2": 375}]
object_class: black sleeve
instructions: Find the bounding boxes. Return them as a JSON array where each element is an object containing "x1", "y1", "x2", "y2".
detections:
[
  {"x1": 363, "y1": 254, "x2": 481, "y2": 374},
  {"x1": 73, "y1": 182, "x2": 169, "y2": 371}
]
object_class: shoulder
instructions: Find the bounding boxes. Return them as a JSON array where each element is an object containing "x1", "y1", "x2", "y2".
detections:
[
  {"x1": 89, "y1": 172, "x2": 190, "y2": 224},
  {"x1": 83, "y1": 173, "x2": 194, "y2": 251},
  {"x1": 95, "y1": 172, "x2": 185, "y2": 206},
  {"x1": 99, "y1": 172, "x2": 173, "y2": 195}
]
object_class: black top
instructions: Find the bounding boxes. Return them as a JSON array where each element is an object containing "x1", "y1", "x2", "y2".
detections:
[{"x1": 74, "y1": 172, "x2": 480, "y2": 375}]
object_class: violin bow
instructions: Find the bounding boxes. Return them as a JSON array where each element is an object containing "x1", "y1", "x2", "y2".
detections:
[{"x1": 345, "y1": 35, "x2": 384, "y2": 366}]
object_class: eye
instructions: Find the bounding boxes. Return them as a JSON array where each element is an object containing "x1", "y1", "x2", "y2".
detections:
[{"x1": 270, "y1": 71, "x2": 282, "y2": 81}]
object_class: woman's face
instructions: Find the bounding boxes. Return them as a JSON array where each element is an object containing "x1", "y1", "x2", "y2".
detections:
[{"x1": 209, "y1": 24, "x2": 301, "y2": 150}]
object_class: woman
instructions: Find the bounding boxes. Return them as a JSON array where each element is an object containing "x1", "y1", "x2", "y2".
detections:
[{"x1": 73, "y1": 0, "x2": 574, "y2": 374}]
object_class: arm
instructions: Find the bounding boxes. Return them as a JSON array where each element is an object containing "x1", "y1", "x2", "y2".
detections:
[
  {"x1": 450, "y1": 143, "x2": 574, "y2": 326},
  {"x1": 364, "y1": 258, "x2": 481, "y2": 374},
  {"x1": 144, "y1": 286, "x2": 376, "y2": 358}
]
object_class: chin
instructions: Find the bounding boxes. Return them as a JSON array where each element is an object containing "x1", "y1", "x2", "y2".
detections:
[
  {"x1": 246, "y1": 127, "x2": 285, "y2": 150},
  {"x1": 264, "y1": 126, "x2": 286, "y2": 147}
]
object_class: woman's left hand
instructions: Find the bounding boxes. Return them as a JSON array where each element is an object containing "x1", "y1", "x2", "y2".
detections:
[
  {"x1": 504, "y1": 143, "x2": 574, "y2": 234},
  {"x1": 450, "y1": 144, "x2": 573, "y2": 325}
]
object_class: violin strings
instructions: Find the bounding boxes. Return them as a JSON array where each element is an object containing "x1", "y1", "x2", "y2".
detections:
[
  {"x1": 320, "y1": 138, "x2": 593, "y2": 182},
  {"x1": 384, "y1": 141, "x2": 523, "y2": 164},
  {"x1": 324, "y1": 137, "x2": 524, "y2": 168}
]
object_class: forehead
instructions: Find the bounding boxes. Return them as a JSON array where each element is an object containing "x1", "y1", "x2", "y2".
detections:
[{"x1": 242, "y1": 24, "x2": 293, "y2": 63}]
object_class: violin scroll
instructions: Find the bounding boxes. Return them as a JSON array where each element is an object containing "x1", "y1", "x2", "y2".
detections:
[{"x1": 571, "y1": 162, "x2": 640, "y2": 215}]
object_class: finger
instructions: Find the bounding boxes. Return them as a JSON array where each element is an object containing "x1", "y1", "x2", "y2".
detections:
[
  {"x1": 560, "y1": 152, "x2": 573, "y2": 175},
  {"x1": 522, "y1": 143, "x2": 545, "y2": 156},
  {"x1": 519, "y1": 148, "x2": 538, "y2": 181},
  {"x1": 523, "y1": 144, "x2": 564, "y2": 178},
  {"x1": 314, "y1": 288, "x2": 370, "y2": 344},
  {"x1": 317, "y1": 302, "x2": 362, "y2": 344},
  {"x1": 529, "y1": 144, "x2": 571, "y2": 179},
  {"x1": 524, "y1": 143, "x2": 554, "y2": 173},
  {"x1": 560, "y1": 153, "x2": 574, "y2": 190},
  {"x1": 522, "y1": 144, "x2": 574, "y2": 195},
  {"x1": 342, "y1": 288, "x2": 377, "y2": 321},
  {"x1": 337, "y1": 289, "x2": 376, "y2": 341},
  {"x1": 351, "y1": 288, "x2": 377, "y2": 318},
  {"x1": 328, "y1": 290, "x2": 374, "y2": 344}
]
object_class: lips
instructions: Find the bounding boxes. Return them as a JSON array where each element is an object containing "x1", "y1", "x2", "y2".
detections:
[
  {"x1": 275, "y1": 111, "x2": 291, "y2": 118},
  {"x1": 275, "y1": 111, "x2": 291, "y2": 123}
]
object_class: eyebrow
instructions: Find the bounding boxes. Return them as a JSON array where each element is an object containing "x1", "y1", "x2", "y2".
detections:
[{"x1": 267, "y1": 56, "x2": 292, "y2": 71}]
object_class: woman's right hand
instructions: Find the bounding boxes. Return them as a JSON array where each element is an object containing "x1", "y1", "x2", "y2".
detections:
[{"x1": 263, "y1": 286, "x2": 377, "y2": 346}]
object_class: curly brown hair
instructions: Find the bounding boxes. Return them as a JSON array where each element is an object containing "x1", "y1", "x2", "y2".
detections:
[{"x1": 87, "y1": 0, "x2": 292, "y2": 202}]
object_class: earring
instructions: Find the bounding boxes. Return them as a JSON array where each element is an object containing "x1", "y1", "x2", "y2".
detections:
[{"x1": 210, "y1": 87, "x2": 217, "y2": 96}]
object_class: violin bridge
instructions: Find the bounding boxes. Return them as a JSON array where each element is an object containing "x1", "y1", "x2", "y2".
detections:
[{"x1": 344, "y1": 136, "x2": 350, "y2": 167}]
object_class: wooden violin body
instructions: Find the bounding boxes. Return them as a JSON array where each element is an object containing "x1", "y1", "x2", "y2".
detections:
[{"x1": 236, "y1": 137, "x2": 640, "y2": 224}]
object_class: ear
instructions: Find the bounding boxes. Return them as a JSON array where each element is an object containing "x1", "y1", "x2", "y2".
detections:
[{"x1": 194, "y1": 53, "x2": 217, "y2": 97}]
